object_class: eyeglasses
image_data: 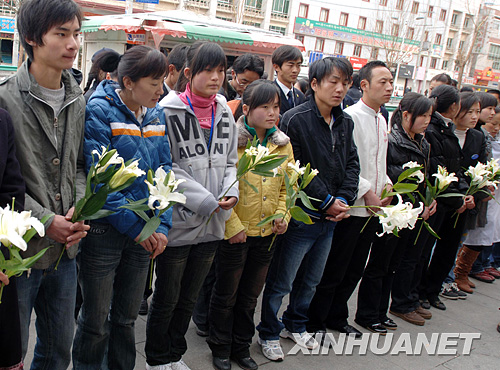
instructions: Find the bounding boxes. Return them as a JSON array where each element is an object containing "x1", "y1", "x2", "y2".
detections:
[{"x1": 234, "y1": 75, "x2": 250, "y2": 87}]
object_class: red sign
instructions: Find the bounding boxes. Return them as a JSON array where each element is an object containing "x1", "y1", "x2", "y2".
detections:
[
  {"x1": 126, "y1": 30, "x2": 146, "y2": 45},
  {"x1": 349, "y1": 57, "x2": 368, "y2": 70}
]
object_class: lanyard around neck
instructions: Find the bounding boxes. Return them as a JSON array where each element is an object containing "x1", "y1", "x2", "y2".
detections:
[{"x1": 186, "y1": 95, "x2": 215, "y2": 150}]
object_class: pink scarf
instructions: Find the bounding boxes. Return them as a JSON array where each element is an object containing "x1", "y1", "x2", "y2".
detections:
[{"x1": 179, "y1": 83, "x2": 217, "y2": 129}]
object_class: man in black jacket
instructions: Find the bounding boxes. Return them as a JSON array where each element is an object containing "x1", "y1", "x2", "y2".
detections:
[
  {"x1": 256, "y1": 57, "x2": 359, "y2": 362},
  {"x1": 272, "y1": 45, "x2": 306, "y2": 115}
]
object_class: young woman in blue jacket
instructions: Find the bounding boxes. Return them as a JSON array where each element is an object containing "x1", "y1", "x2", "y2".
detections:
[{"x1": 73, "y1": 45, "x2": 171, "y2": 370}]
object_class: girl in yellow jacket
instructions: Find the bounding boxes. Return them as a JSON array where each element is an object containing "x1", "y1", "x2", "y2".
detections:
[{"x1": 207, "y1": 80, "x2": 294, "y2": 370}]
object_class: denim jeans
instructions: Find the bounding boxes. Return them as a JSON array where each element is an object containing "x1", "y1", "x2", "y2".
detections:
[
  {"x1": 491, "y1": 242, "x2": 500, "y2": 268},
  {"x1": 471, "y1": 245, "x2": 493, "y2": 273},
  {"x1": 16, "y1": 253, "x2": 77, "y2": 370},
  {"x1": 145, "y1": 241, "x2": 218, "y2": 366},
  {"x1": 208, "y1": 236, "x2": 274, "y2": 358},
  {"x1": 72, "y1": 222, "x2": 150, "y2": 370},
  {"x1": 192, "y1": 257, "x2": 216, "y2": 333},
  {"x1": 257, "y1": 219, "x2": 336, "y2": 340}
]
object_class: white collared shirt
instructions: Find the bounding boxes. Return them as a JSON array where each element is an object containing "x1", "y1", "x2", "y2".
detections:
[{"x1": 276, "y1": 78, "x2": 294, "y2": 104}]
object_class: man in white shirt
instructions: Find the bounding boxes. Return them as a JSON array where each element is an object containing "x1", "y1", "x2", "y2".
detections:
[{"x1": 307, "y1": 61, "x2": 394, "y2": 337}]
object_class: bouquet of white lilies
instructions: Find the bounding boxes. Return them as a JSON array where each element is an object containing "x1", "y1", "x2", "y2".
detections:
[
  {"x1": 0, "y1": 199, "x2": 51, "y2": 303},
  {"x1": 55, "y1": 146, "x2": 146, "y2": 270}
]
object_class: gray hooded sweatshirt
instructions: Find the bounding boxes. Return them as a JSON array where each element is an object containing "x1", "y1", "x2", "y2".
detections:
[{"x1": 161, "y1": 91, "x2": 239, "y2": 247}]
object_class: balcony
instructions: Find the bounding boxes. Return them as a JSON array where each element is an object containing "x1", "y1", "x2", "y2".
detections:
[
  {"x1": 449, "y1": 23, "x2": 460, "y2": 31},
  {"x1": 462, "y1": 27, "x2": 472, "y2": 34},
  {"x1": 217, "y1": 1, "x2": 234, "y2": 13},
  {"x1": 185, "y1": 0, "x2": 210, "y2": 10},
  {"x1": 244, "y1": 5, "x2": 264, "y2": 18},
  {"x1": 271, "y1": 11, "x2": 289, "y2": 22}
]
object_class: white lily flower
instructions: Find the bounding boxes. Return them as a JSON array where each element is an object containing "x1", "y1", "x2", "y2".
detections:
[
  {"x1": 487, "y1": 158, "x2": 500, "y2": 175},
  {"x1": 402, "y1": 161, "x2": 424, "y2": 183},
  {"x1": 465, "y1": 162, "x2": 490, "y2": 187},
  {"x1": 377, "y1": 195, "x2": 423, "y2": 236},
  {"x1": 109, "y1": 159, "x2": 146, "y2": 189},
  {"x1": 433, "y1": 165, "x2": 458, "y2": 190},
  {"x1": 254, "y1": 145, "x2": 270, "y2": 164},
  {"x1": 92, "y1": 146, "x2": 123, "y2": 174},
  {"x1": 146, "y1": 167, "x2": 187, "y2": 210},
  {"x1": 311, "y1": 169, "x2": 319, "y2": 177},
  {"x1": 244, "y1": 147, "x2": 258, "y2": 157},
  {"x1": 0, "y1": 205, "x2": 45, "y2": 251},
  {"x1": 272, "y1": 167, "x2": 280, "y2": 177},
  {"x1": 288, "y1": 160, "x2": 306, "y2": 175}
]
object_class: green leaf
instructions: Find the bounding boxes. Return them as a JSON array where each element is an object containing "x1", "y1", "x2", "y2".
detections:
[
  {"x1": 85, "y1": 165, "x2": 95, "y2": 195},
  {"x1": 253, "y1": 156, "x2": 287, "y2": 173},
  {"x1": 147, "y1": 169, "x2": 154, "y2": 185},
  {"x1": 120, "y1": 198, "x2": 151, "y2": 212},
  {"x1": 436, "y1": 193, "x2": 464, "y2": 198},
  {"x1": 241, "y1": 178, "x2": 258, "y2": 194},
  {"x1": 137, "y1": 217, "x2": 161, "y2": 243},
  {"x1": 135, "y1": 210, "x2": 151, "y2": 222},
  {"x1": 78, "y1": 186, "x2": 110, "y2": 220},
  {"x1": 397, "y1": 167, "x2": 423, "y2": 183},
  {"x1": 423, "y1": 220, "x2": 441, "y2": 239},
  {"x1": 236, "y1": 153, "x2": 251, "y2": 177},
  {"x1": 249, "y1": 170, "x2": 276, "y2": 177},
  {"x1": 84, "y1": 209, "x2": 115, "y2": 220},
  {"x1": 109, "y1": 176, "x2": 138, "y2": 193},
  {"x1": 392, "y1": 183, "x2": 418, "y2": 193},
  {"x1": 95, "y1": 165, "x2": 119, "y2": 184},
  {"x1": 298, "y1": 191, "x2": 317, "y2": 211},
  {"x1": 289, "y1": 206, "x2": 314, "y2": 224},
  {"x1": 257, "y1": 213, "x2": 284, "y2": 227},
  {"x1": 0, "y1": 247, "x2": 50, "y2": 276},
  {"x1": 9, "y1": 247, "x2": 22, "y2": 261}
]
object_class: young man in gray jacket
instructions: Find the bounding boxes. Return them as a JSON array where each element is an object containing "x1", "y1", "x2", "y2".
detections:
[{"x1": 0, "y1": 1, "x2": 89, "y2": 368}]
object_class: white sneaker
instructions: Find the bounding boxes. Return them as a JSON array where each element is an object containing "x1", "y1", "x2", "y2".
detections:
[
  {"x1": 280, "y1": 328, "x2": 319, "y2": 350},
  {"x1": 171, "y1": 359, "x2": 191, "y2": 370},
  {"x1": 257, "y1": 337, "x2": 284, "y2": 361},
  {"x1": 146, "y1": 364, "x2": 172, "y2": 370}
]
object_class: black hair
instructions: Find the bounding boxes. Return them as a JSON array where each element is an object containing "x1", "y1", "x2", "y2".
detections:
[
  {"x1": 295, "y1": 78, "x2": 309, "y2": 94},
  {"x1": 234, "y1": 80, "x2": 280, "y2": 121},
  {"x1": 430, "y1": 73, "x2": 452, "y2": 85},
  {"x1": 429, "y1": 84, "x2": 460, "y2": 114},
  {"x1": 390, "y1": 92, "x2": 433, "y2": 130},
  {"x1": 456, "y1": 92, "x2": 480, "y2": 119},
  {"x1": 477, "y1": 91, "x2": 498, "y2": 110},
  {"x1": 487, "y1": 89, "x2": 500, "y2": 97},
  {"x1": 451, "y1": 79, "x2": 458, "y2": 87},
  {"x1": 83, "y1": 50, "x2": 120, "y2": 94},
  {"x1": 18, "y1": 0, "x2": 82, "y2": 61},
  {"x1": 496, "y1": 106, "x2": 500, "y2": 114},
  {"x1": 99, "y1": 45, "x2": 167, "y2": 90},
  {"x1": 460, "y1": 86, "x2": 474, "y2": 92},
  {"x1": 272, "y1": 45, "x2": 303, "y2": 68},
  {"x1": 308, "y1": 57, "x2": 353, "y2": 94},
  {"x1": 232, "y1": 53, "x2": 265, "y2": 77},
  {"x1": 358, "y1": 60, "x2": 389, "y2": 84},
  {"x1": 351, "y1": 73, "x2": 360, "y2": 89},
  {"x1": 175, "y1": 42, "x2": 227, "y2": 93},
  {"x1": 167, "y1": 44, "x2": 189, "y2": 72}
]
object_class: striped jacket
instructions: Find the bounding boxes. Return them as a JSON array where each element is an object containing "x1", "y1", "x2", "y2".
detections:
[{"x1": 84, "y1": 80, "x2": 172, "y2": 239}]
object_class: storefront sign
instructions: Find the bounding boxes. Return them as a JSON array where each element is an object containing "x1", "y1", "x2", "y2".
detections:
[
  {"x1": 0, "y1": 17, "x2": 15, "y2": 33},
  {"x1": 126, "y1": 30, "x2": 146, "y2": 45},
  {"x1": 349, "y1": 57, "x2": 368, "y2": 70}
]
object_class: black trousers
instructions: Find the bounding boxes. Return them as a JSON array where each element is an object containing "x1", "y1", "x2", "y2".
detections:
[
  {"x1": 355, "y1": 226, "x2": 412, "y2": 325},
  {"x1": 307, "y1": 216, "x2": 379, "y2": 332},
  {"x1": 207, "y1": 236, "x2": 274, "y2": 358},
  {"x1": 391, "y1": 212, "x2": 443, "y2": 314}
]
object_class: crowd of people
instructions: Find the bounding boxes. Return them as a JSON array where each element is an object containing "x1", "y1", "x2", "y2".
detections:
[{"x1": 1, "y1": 1, "x2": 500, "y2": 370}]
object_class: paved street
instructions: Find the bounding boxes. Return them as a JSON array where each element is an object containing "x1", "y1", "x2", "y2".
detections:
[{"x1": 25, "y1": 278, "x2": 500, "y2": 370}]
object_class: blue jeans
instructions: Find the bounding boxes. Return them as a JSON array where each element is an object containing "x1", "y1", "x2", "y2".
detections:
[
  {"x1": 491, "y1": 242, "x2": 500, "y2": 268},
  {"x1": 16, "y1": 253, "x2": 77, "y2": 370},
  {"x1": 72, "y1": 222, "x2": 150, "y2": 370},
  {"x1": 145, "y1": 241, "x2": 218, "y2": 366},
  {"x1": 471, "y1": 246, "x2": 493, "y2": 274},
  {"x1": 257, "y1": 219, "x2": 336, "y2": 340}
]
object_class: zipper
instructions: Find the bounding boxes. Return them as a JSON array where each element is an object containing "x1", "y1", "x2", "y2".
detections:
[{"x1": 375, "y1": 114, "x2": 379, "y2": 193}]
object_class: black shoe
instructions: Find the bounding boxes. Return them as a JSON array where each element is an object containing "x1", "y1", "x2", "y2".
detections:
[
  {"x1": 429, "y1": 296, "x2": 446, "y2": 310},
  {"x1": 232, "y1": 356, "x2": 258, "y2": 370},
  {"x1": 213, "y1": 356, "x2": 231, "y2": 370},
  {"x1": 196, "y1": 327, "x2": 209, "y2": 337},
  {"x1": 332, "y1": 324, "x2": 362, "y2": 338},
  {"x1": 355, "y1": 320, "x2": 387, "y2": 335},
  {"x1": 419, "y1": 299, "x2": 431, "y2": 310},
  {"x1": 138, "y1": 299, "x2": 148, "y2": 316},
  {"x1": 381, "y1": 318, "x2": 397, "y2": 330}
]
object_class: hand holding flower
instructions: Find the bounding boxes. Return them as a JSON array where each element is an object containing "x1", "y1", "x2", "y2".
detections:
[
  {"x1": 326, "y1": 199, "x2": 350, "y2": 222},
  {"x1": 218, "y1": 196, "x2": 237, "y2": 210},
  {"x1": 272, "y1": 218, "x2": 288, "y2": 235},
  {"x1": 363, "y1": 189, "x2": 383, "y2": 214},
  {"x1": 47, "y1": 208, "x2": 89, "y2": 247},
  {"x1": 465, "y1": 195, "x2": 475, "y2": 209},
  {"x1": 0, "y1": 271, "x2": 9, "y2": 286},
  {"x1": 428, "y1": 199, "x2": 438, "y2": 217},
  {"x1": 380, "y1": 184, "x2": 393, "y2": 206}
]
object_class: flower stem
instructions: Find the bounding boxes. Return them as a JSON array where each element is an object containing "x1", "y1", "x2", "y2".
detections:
[
  {"x1": 268, "y1": 233, "x2": 278, "y2": 251},
  {"x1": 453, "y1": 213, "x2": 460, "y2": 228},
  {"x1": 54, "y1": 242, "x2": 67, "y2": 271},
  {"x1": 414, "y1": 220, "x2": 424, "y2": 245},
  {"x1": 0, "y1": 282, "x2": 3, "y2": 304}
]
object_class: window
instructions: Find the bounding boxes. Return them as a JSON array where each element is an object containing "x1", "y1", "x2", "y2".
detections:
[
  {"x1": 295, "y1": 35, "x2": 304, "y2": 44},
  {"x1": 315, "y1": 38, "x2": 325, "y2": 52},
  {"x1": 430, "y1": 58, "x2": 437, "y2": 69},
  {"x1": 464, "y1": 16, "x2": 471, "y2": 29},
  {"x1": 419, "y1": 55, "x2": 425, "y2": 67},
  {"x1": 428, "y1": 5, "x2": 433, "y2": 17},
  {"x1": 392, "y1": 23, "x2": 400, "y2": 37},
  {"x1": 269, "y1": 25, "x2": 286, "y2": 35},
  {"x1": 370, "y1": 47, "x2": 379, "y2": 60},
  {"x1": 407, "y1": 27, "x2": 414, "y2": 40},
  {"x1": 379, "y1": 0, "x2": 387, "y2": 5},
  {"x1": 353, "y1": 45, "x2": 362, "y2": 57},
  {"x1": 339, "y1": 12, "x2": 349, "y2": 26},
  {"x1": 446, "y1": 38, "x2": 453, "y2": 48},
  {"x1": 493, "y1": 61, "x2": 500, "y2": 70},
  {"x1": 411, "y1": 1, "x2": 419, "y2": 14},
  {"x1": 396, "y1": 0, "x2": 404, "y2": 10},
  {"x1": 435, "y1": 33, "x2": 442, "y2": 45},
  {"x1": 488, "y1": 44, "x2": 500, "y2": 60},
  {"x1": 442, "y1": 60, "x2": 449, "y2": 69},
  {"x1": 459, "y1": 40, "x2": 465, "y2": 50},
  {"x1": 424, "y1": 31, "x2": 429, "y2": 42},
  {"x1": 272, "y1": 0, "x2": 290, "y2": 14},
  {"x1": 439, "y1": 9, "x2": 446, "y2": 21},
  {"x1": 245, "y1": 0, "x2": 262, "y2": 9},
  {"x1": 358, "y1": 16, "x2": 367, "y2": 30},
  {"x1": 375, "y1": 20, "x2": 384, "y2": 33},
  {"x1": 335, "y1": 41, "x2": 344, "y2": 55},
  {"x1": 298, "y1": 3, "x2": 308, "y2": 18},
  {"x1": 451, "y1": 12, "x2": 459, "y2": 25},
  {"x1": 319, "y1": 8, "x2": 329, "y2": 22}
]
